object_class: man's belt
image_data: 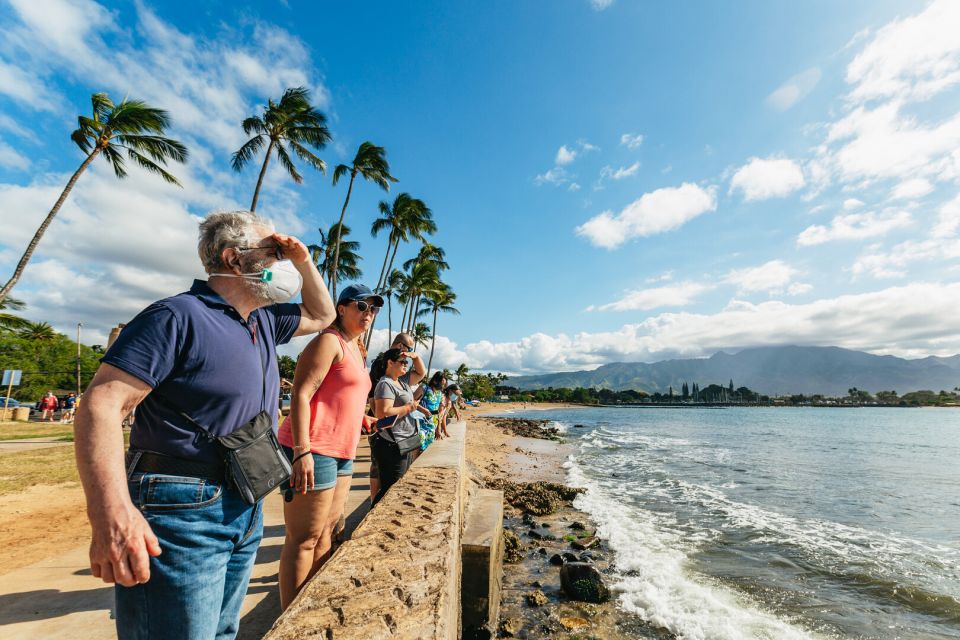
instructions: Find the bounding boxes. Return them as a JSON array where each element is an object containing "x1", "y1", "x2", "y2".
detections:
[{"x1": 126, "y1": 450, "x2": 226, "y2": 482}]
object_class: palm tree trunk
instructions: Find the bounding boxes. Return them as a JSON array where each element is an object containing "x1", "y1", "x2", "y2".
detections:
[
  {"x1": 374, "y1": 235, "x2": 395, "y2": 293},
  {"x1": 250, "y1": 140, "x2": 275, "y2": 212},
  {"x1": 0, "y1": 149, "x2": 99, "y2": 304},
  {"x1": 387, "y1": 293, "x2": 393, "y2": 344},
  {"x1": 427, "y1": 308, "x2": 438, "y2": 377},
  {"x1": 329, "y1": 169, "x2": 357, "y2": 300}
]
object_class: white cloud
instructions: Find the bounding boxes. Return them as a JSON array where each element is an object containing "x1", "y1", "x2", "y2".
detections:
[
  {"x1": 534, "y1": 167, "x2": 569, "y2": 186},
  {"x1": 729, "y1": 157, "x2": 805, "y2": 201},
  {"x1": 460, "y1": 283, "x2": 960, "y2": 374},
  {"x1": 599, "y1": 161, "x2": 641, "y2": 181},
  {"x1": 766, "y1": 67, "x2": 822, "y2": 111},
  {"x1": 843, "y1": 198, "x2": 864, "y2": 210},
  {"x1": 723, "y1": 260, "x2": 801, "y2": 295},
  {"x1": 851, "y1": 194, "x2": 960, "y2": 278},
  {"x1": 568, "y1": 182, "x2": 581, "y2": 192},
  {"x1": 588, "y1": 282, "x2": 711, "y2": 312},
  {"x1": 797, "y1": 209, "x2": 913, "y2": 246},
  {"x1": 845, "y1": 0, "x2": 960, "y2": 103},
  {"x1": 579, "y1": 140, "x2": 600, "y2": 153},
  {"x1": 0, "y1": 60, "x2": 59, "y2": 112},
  {"x1": 890, "y1": 177, "x2": 934, "y2": 200},
  {"x1": 589, "y1": 0, "x2": 615, "y2": 11},
  {"x1": 620, "y1": 133, "x2": 644, "y2": 149},
  {"x1": 787, "y1": 282, "x2": 813, "y2": 296},
  {"x1": 576, "y1": 183, "x2": 718, "y2": 249},
  {"x1": 0, "y1": 138, "x2": 29, "y2": 170},
  {"x1": 555, "y1": 145, "x2": 577, "y2": 166}
]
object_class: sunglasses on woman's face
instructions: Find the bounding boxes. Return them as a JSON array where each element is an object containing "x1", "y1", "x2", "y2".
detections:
[{"x1": 352, "y1": 300, "x2": 381, "y2": 314}]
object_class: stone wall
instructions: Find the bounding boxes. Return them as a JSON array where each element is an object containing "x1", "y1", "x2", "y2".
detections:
[{"x1": 264, "y1": 422, "x2": 468, "y2": 640}]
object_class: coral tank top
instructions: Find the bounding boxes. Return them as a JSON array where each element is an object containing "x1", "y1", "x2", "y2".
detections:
[{"x1": 278, "y1": 329, "x2": 371, "y2": 459}]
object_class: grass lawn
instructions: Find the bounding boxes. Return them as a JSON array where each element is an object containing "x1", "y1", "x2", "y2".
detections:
[
  {"x1": 0, "y1": 431, "x2": 130, "y2": 496},
  {"x1": 0, "y1": 421, "x2": 76, "y2": 441}
]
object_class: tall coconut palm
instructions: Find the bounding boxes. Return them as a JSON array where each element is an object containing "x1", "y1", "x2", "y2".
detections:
[
  {"x1": 399, "y1": 261, "x2": 441, "y2": 334},
  {"x1": 381, "y1": 268, "x2": 405, "y2": 343},
  {"x1": 0, "y1": 93, "x2": 187, "y2": 304},
  {"x1": 0, "y1": 296, "x2": 30, "y2": 332},
  {"x1": 307, "y1": 222, "x2": 362, "y2": 287},
  {"x1": 418, "y1": 286, "x2": 459, "y2": 376},
  {"x1": 329, "y1": 142, "x2": 396, "y2": 299},
  {"x1": 411, "y1": 322, "x2": 432, "y2": 353},
  {"x1": 366, "y1": 194, "x2": 435, "y2": 347},
  {"x1": 455, "y1": 363, "x2": 469, "y2": 384},
  {"x1": 402, "y1": 243, "x2": 449, "y2": 273},
  {"x1": 18, "y1": 321, "x2": 57, "y2": 363},
  {"x1": 231, "y1": 87, "x2": 330, "y2": 212}
]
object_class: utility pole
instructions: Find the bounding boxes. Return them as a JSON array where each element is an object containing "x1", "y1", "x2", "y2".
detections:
[{"x1": 76, "y1": 322, "x2": 82, "y2": 397}]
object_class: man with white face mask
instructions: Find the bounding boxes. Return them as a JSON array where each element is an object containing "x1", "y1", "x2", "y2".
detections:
[{"x1": 73, "y1": 211, "x2": 335, "y2": 640}]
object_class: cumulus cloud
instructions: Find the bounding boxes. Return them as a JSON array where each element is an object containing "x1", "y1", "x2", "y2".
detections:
[
  {"x1": 620, "y1": 133, "x2": 644, "y2": 149},
  {"x1": 797, "y1": 209, "x2": 913, "y2": 246},
  {"x1": 576, "y1": 183, "x2": 717, "y2": 249},
  {"x1": 766, "y1": 67, "x2": 822, "y2": 111},
  {"x1": 723, "y1": 260, "x2": 803, "y2": 295},
  {"x1": 729, "y1": 157, "x2": 805, "y2": 201},
  {"x1": 851, "y1": 194, "x2": 960, "y2": 278},
  {"x1": 555, "y1": 145, "x2": 577, "y2": 166},
  {"x1": 459, "y1": 283, "x2": 960, "y2": 374},
  {"x1": 845, "y1": 0, "x2": 960, "y2": 103},
  {"x1": 890, "y1": 177, "x2": 934, "y2": 200},
  {"x1": 843, "y1": 198, "x2": 864, "y2": 210},
  {"x1": 588, "y1": 282, "x2": 711, "y2": 312}
]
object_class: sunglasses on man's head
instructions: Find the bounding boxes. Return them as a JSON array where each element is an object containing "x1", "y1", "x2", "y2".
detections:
[
  {"x1": 236, "y1": 245, "x2": 283, "y2": 261},
  {"x1": 352, "y1": 300, "x2": 381, "y2": 314}
]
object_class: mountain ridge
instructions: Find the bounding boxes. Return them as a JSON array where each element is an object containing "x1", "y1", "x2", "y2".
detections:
[{"x1": 505, "y1": 346, "x2": 960, "y2": 396}]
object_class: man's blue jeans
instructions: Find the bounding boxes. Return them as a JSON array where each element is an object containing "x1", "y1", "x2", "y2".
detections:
[{"x1": 115, "y1": 472, "x2": 263, "y2": 640}]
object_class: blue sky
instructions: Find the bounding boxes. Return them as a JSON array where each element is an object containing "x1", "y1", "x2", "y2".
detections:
[{"x1": 0, "y1": 0, "x2": 958, "y2": 374}]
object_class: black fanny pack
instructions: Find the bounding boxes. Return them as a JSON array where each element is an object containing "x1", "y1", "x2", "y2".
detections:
[
  {"x1": 153, "y1": 345, "x2": 291, "y2": 504},
  {"x1": 372, "y1": 414, "x2": 422, "y2": 455}
]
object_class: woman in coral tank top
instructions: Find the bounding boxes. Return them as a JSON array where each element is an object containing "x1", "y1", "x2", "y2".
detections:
[{"x1": 277, "y1": 284, "x2": 380, "y2": 610}]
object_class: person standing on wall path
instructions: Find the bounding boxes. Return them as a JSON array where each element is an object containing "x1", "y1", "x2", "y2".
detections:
[
  {"x1": 276, "y1": 283, "x2": 381, "y2": 611},
  {"x1": 73, "y1": 210, "x2": 335, "y2": 640}
]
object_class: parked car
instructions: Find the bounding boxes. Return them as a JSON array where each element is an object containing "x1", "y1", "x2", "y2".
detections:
[{"x1": 0, "y1": 398, "x2": 23, "y2": 408}]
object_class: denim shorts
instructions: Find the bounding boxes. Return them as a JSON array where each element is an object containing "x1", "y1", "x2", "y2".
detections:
[{"x1": 281, "y1": 446, "x2": 353, "y2": 491}]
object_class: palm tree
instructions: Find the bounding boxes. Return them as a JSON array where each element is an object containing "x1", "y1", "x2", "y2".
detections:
[
  {"x1": 365, "y1": 194, "x2": 435, "y2": 347},
  {"x1": 402, "y1": 243, "x2": 449, "y2": 273},
  {"x1": 455, "y1": 363, "x2": 469, "y2": 384},
  {"x1": 418, "y1": 286, "x2": 459, "y2": 376},
  {"x1": 18, "y1": 321, "x2": 57, "y2": 363},
  {"x1": 329, "y1": 142, "x2": 397, "y2": 299},
  {"x1": 0, "y1": 93, "x2": 187, "y2": 304},
  {"x1": 231, "y1": 87, "x2": 330, "y2": 212},
  {"x1": 370, "y1": 194, "x2": 435, "y2": 295},
  {"x1": 411, "y1": 322, "x2": 432, "y2": 352},
  {"x1": 381, "y1": 268, "x2": 405, "y2": 343},
  {"x1": 399, "y1": 261, "x2": 441, "y2": 334},
  {"x1": 307, "y1": 222, "x2": 362, "y2": 287},
  {"x1": 0, "y1": 296, "x2": 30, "y2": 332}
]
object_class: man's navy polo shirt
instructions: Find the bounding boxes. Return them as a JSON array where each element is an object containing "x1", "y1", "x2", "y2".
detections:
[{"x1": 102, "y1": 280, "x2": 301, "y2": 463}]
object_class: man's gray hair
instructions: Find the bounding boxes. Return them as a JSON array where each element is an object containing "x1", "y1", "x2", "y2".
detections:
[{"x1": 197, "y1": 211, "x2": 274, "y2": 273}]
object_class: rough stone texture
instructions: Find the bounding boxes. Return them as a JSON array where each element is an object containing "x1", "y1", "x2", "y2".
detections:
[
  {"x1": 461, "y1": 489, "x2": 504, "y2": 638},
  {"x1": 264, "y1": 423, "x2": 467, "y2": 640}
]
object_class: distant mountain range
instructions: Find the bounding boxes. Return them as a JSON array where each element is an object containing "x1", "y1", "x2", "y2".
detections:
[{"x1": 506, "y1": 346, "x2": 960, "y2": 396}]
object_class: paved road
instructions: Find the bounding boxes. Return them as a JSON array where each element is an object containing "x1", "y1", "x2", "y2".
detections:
[{"x1": 0, "y1": 441, "x2": 373, "y2": 640}]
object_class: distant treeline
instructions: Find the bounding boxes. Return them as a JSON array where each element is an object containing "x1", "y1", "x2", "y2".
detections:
[{"x1": 496, "y1": 383, "x2": 960, "y2": 407}]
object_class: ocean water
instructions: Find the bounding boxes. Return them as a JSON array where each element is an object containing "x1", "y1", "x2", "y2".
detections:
[{"x1": 504, "y1": 407, "x2": 960, "y2": 640}]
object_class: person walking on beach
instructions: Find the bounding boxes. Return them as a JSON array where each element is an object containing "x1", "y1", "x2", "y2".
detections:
[
  {"x1": 366, "y1": 332, "x2": 417, "y2": 501},
  {"x1": 371, "y1": 348, "x2": 426, "y2": 504},
  {"x1": 277, "y1": 284, "x2": 380, "y2": 610},
  {"x1": 60, "y1": 392, "x2": 77, "y2": 423},
  {"x1": 39, "y1": 391, "x2": 58, "y2": 422},
  {"x1": 73, "y1": 211, "x2": 335, "y2": 640}
]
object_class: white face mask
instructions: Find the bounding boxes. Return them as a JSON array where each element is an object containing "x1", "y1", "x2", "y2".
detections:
[{"x1": 210, "y1": 260, "x2": 303, "y2": 303}]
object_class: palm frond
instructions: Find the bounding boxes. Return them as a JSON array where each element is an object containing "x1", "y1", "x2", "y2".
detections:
[
  {"x1": 71, "y1": 128, "x2": 93, "y2": 154},
  {"x1": 231, "y1": 135, "x2": 266, "y2": 172},
  {"x1": 118, "y1": 134, "x2": 188, "y2": 163},
  {"x1": 332, "y1": 163, "x2": 350, "y2": 186},
  {"x1": 274, "y1": 142, "x2": 303, "y2": 183},
  {"x1": 101, "y1": 145, "x2": 127, "y2": 179},
  {"x1": 91, "y1": 92, "x2": 114, "y2": 122},
  {"x1": 241, "y1": 116, "x2": 266, "y2": 135},
  {"x1": 287, "y1": 139, "x2": 326, "y2": 174},
  {"x1": 126, "y1": 149, "x2": 182, "y2": 185}
]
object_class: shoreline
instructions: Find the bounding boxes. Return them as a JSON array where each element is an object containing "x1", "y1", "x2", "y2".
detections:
[{"x1": 464, "y1": 411, "x2": 666, "y2": 638}]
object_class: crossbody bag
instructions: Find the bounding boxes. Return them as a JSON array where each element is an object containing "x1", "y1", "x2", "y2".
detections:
[
  {"x1": 156, "y1": 342, "x2": 291, "y2": 504},
  {"x1": 371, "y1": 379, "x2": 422, "y2": 455}
]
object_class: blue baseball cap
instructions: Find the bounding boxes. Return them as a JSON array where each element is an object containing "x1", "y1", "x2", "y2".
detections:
[{"x1": 337, "y1": 283, "x2": 385, "y2": 307}]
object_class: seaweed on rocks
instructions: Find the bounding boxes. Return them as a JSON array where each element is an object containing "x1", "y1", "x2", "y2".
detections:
[
  {"x1": 503, "y1": 529, "x2": 524, "y2": 563},
  {"x1": 488, "y1": 479, "x2": 585, "y2": 516},
  {"x1": 481, "y1": 417, "x2": 563, "y2": 441}
]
